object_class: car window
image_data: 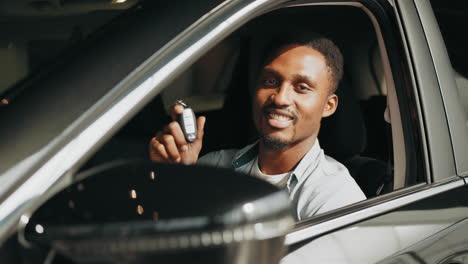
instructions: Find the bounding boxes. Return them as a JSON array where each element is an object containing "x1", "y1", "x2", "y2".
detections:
[
  {"x1": 90, "y1": 2, "x2": 424, "y2": 221},
  {"x1": 0, "y1": 0, "x2": 426, "y2": 226}
]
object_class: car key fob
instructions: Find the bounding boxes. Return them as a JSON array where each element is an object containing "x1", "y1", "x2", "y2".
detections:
[{"x1": 175, "y1": 100, "x2": 197, "y2": 143}]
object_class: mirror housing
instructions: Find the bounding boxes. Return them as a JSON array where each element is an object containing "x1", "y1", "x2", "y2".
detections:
[{"x1": 24, "y1": 160, "x2": 294, "y2": 264}]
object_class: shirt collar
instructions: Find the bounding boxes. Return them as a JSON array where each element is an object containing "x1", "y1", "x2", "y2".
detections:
[
  {"x1": 290, "y1": 139, "x2": 322, "y2": 181},
  {"x1": 232, "y1": 141, "x2": 259, "y2": 169},
  {"x1": 232, "y1": 139, "x2": 322, "y2": 177}
]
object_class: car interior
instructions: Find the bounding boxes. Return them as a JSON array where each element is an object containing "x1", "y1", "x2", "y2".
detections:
[{"x1": 97, "y1": 5, "x2": 395, "y2": 199}]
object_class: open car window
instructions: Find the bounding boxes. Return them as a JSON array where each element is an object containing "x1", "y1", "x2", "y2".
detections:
[{"x1": 84, "y1": 1, "x2": 426, "y2": 225}]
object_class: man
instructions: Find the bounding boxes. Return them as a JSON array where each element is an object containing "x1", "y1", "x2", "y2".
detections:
[{"x1": 149, "y1": 33, "x2": 366, "y2": 220}]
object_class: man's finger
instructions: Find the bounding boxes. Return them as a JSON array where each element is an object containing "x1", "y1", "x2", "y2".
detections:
[
  {"x1": 170, "y1": 104, "x2": 185, "y2": 121},
  {"x1": 196, "y1": 116, "x2": 206, "y2": 140},
  {"x1": 161, "y1": 134, "x2": 181, "y2": 162},
  {"x1": 150, "y1": 138, "x2": 169, "y2": 161},
  {"x1": 167, "y1": 121, "x2": 188, "y2": 148}
]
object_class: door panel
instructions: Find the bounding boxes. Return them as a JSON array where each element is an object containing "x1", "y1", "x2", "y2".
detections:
[{"x1": 284, "y1": 184, "x2": 468, "y2": 263}]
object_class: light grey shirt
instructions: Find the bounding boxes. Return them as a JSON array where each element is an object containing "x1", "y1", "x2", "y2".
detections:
[{"x1": 199, "y1": 140, "x2": 366, "y2": 220}]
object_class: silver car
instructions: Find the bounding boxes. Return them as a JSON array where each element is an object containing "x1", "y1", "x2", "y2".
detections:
[{"x1": 0, "y1": 0, "x2": 467, "y2": 263}]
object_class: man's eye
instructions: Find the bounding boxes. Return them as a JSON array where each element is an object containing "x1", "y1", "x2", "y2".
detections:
[
  {"x1": 262, "y1": 78, "x2": 279, "y2": 87},
  {"x1": 297, "y1": 84, "x2": 311, "y2": 91}
]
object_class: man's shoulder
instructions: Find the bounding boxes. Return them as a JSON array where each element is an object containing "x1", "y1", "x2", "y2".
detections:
[
  {"x1": 198, "y1": 149, "x2": 239, "y2": 168},
  {"x1": 315, "y1": 153, "x2": 363, "y2": 193},
  {"x1": 198, "y1": 141, "x2": 259, "y2": 169},
  {"x1": 297, "y1": 152, "x2": 366, "y2": 218},
  {"x1": 321, "y1": 154, "x2": 349, "y2": 176}
]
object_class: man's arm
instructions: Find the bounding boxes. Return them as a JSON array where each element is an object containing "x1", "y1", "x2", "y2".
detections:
[{"x1": 298, "y1": 173, "x2": 366, "y2": 220}]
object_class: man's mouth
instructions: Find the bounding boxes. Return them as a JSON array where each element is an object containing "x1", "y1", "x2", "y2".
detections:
[{"x1": 264, "y1": 109, "x2": 295, "y2": 129}]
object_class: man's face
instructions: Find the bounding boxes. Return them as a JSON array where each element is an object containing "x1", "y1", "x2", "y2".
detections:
[{"x1": 252, "y1": 45, "x2": 338, "y2": 150}]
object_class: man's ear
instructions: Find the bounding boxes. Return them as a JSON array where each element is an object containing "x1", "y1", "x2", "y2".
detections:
[{"x1": 322, "y1": 94, "x2": 338, "y2": 118}]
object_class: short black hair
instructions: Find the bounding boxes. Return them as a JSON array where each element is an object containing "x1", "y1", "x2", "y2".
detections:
[{"x1": 259, "y1": 32, "x2": 344, "y2": 93}]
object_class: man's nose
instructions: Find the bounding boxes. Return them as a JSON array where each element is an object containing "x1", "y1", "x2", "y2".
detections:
[{"x1": 270, "y1": 83, "x2": 293, "y2": 106}]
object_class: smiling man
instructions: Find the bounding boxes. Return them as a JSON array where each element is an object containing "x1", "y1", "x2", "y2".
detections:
[{"x1": 149, "y1": 33, "x2": 366, "y2": 220}]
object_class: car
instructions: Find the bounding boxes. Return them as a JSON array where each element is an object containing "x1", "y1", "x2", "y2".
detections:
[{"x1": 0, "y1": 0, "x2": 467, "y2": 263}]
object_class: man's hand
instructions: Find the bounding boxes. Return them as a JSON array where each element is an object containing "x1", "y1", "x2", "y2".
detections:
[{"x1": 149, "y1": 104, "x2": 206, "y2": 165}]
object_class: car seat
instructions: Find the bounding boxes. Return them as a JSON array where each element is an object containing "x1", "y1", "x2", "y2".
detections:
[{"x1": 319, "y1": 76, "x2": 392, "y2": 197}]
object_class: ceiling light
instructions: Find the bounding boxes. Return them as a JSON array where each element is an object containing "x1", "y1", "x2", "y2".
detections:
[
  {"x1": 130, "y1": 189, "x2": 137, "y2": 199},
  {"x1": 137, "y1": 205, "x2": 144, "y2": 215},
  {"x1": 35, "y1": 224, "x2": 44, "y2": 234}
]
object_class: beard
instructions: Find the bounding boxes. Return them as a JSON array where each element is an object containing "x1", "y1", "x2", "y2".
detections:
[
  {"x1": 262, "y1": 135, "x2": 291, "y2": 150},
  {"x1": 260, "y1": 129, "x2": 296, "y2": 151},
  {"x1": 256, "y1": 104, "x2": 299, "y2": 150}
]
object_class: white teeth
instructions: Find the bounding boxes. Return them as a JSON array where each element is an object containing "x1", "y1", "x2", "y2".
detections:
[{"x1": 269, "y1": 113, "x2": 292, "y2": 121}]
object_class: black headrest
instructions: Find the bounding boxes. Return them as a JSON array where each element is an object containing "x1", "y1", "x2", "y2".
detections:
[{"x1": 318, "y1": 77, "x2": 367, "y2": 162}]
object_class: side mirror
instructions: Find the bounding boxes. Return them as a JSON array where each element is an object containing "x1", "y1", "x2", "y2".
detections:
[{"x1": 24, "y1": 160, "x2": 294, "y2": 264}]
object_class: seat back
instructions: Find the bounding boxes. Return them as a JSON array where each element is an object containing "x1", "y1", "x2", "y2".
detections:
[
  {"x1": 319, "y1": 77, "x2": 391, "y2": 197},
  {"x1": 318, "y1": 76, "x2": 367, "y2": 162}
]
